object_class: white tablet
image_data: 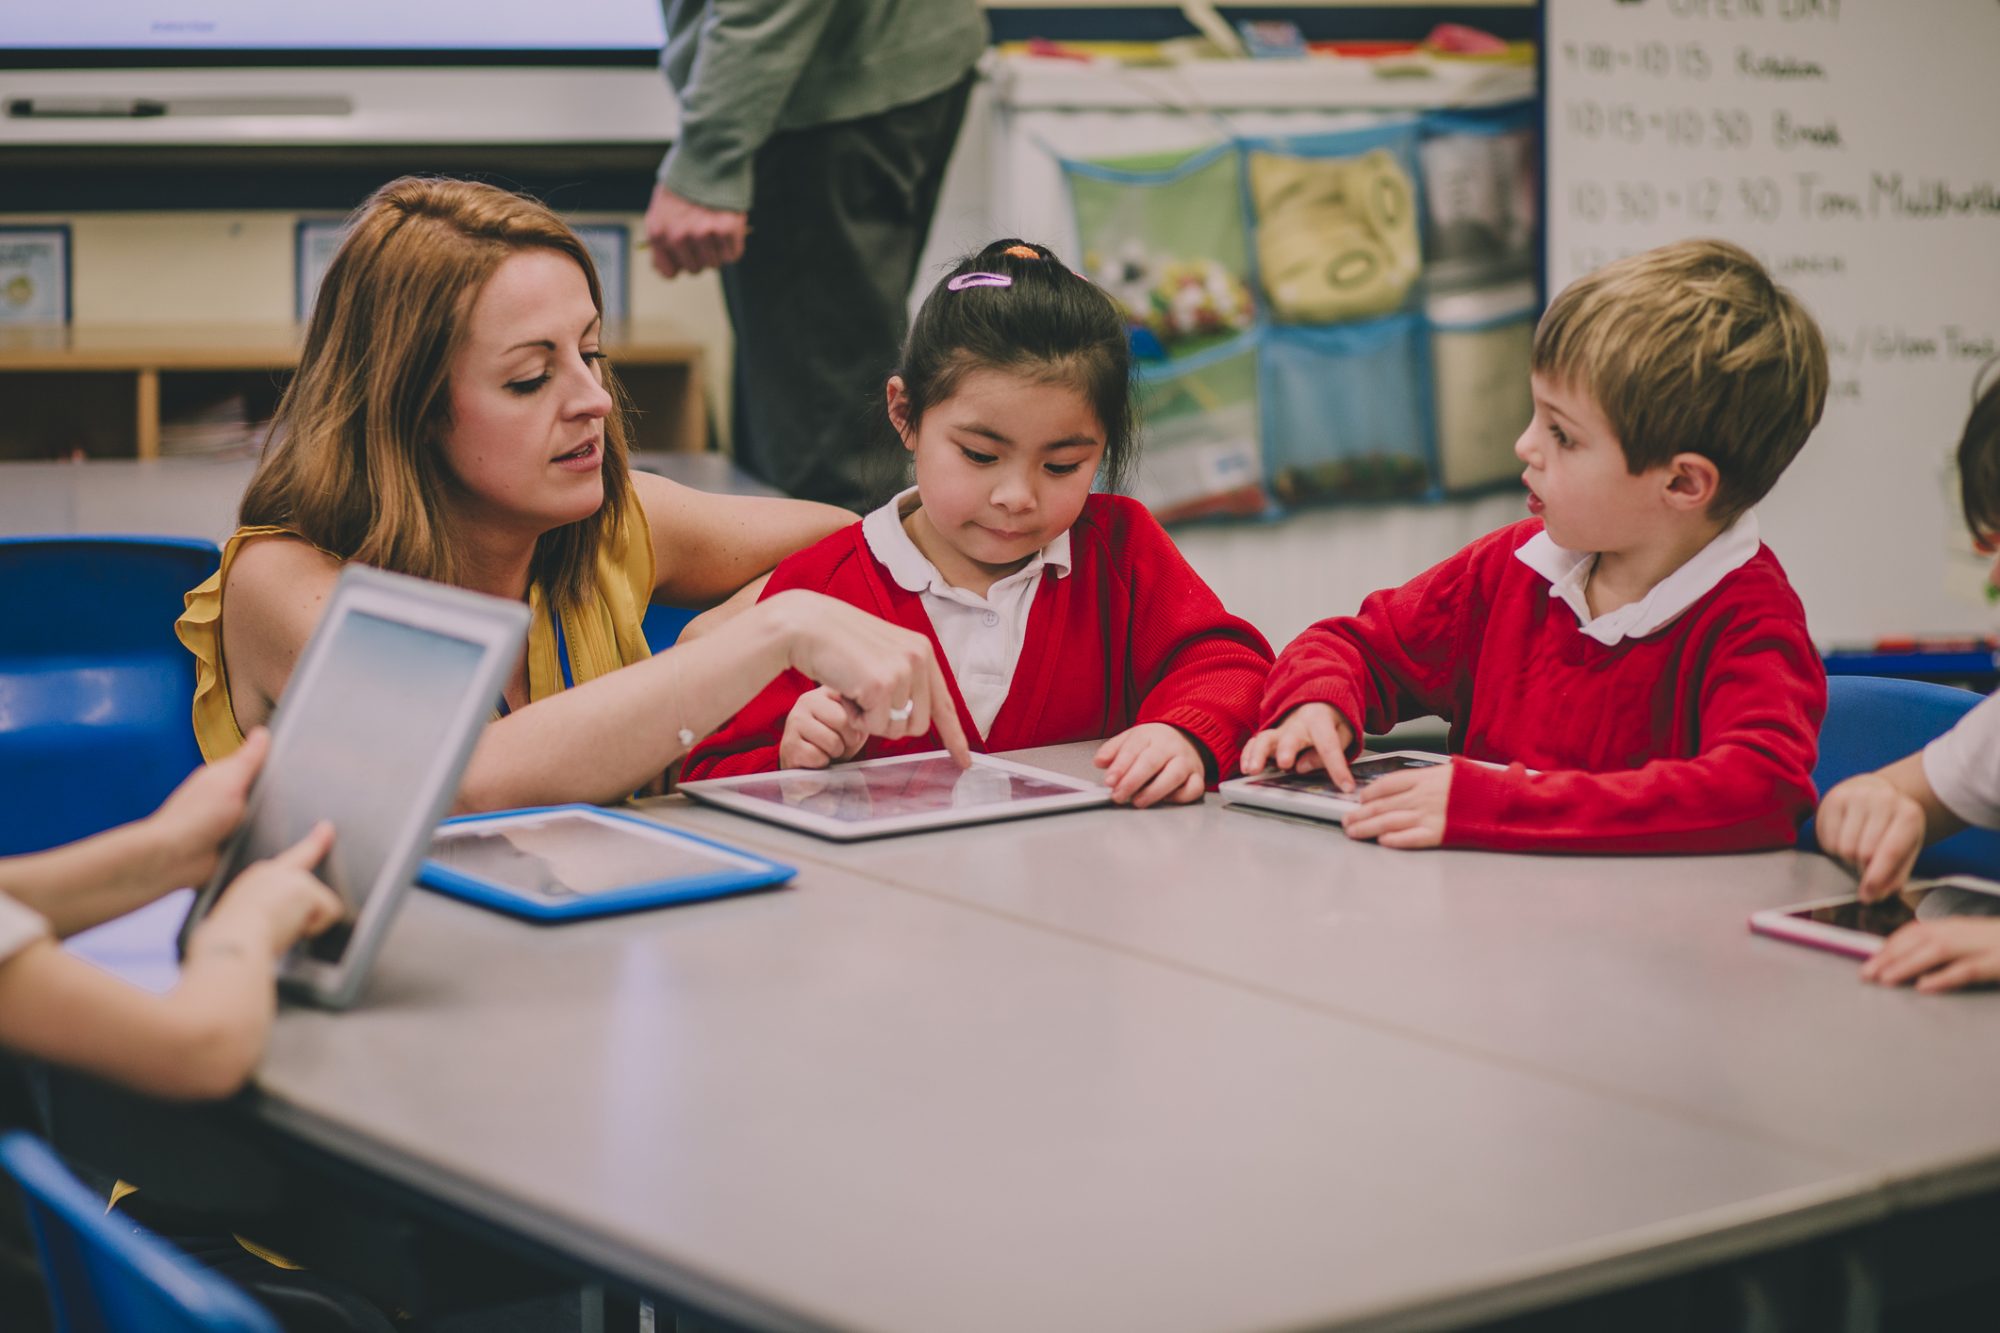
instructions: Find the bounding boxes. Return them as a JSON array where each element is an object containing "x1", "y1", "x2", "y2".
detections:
[
  {"x1": 678, "y1": 751, "x2": 1113, "y2": 841},
  {"x1": 1748, "y1": 875, "x2": 2000, "y2": 960},
  {"x1": 1218, "y1": 751, "x2": 1456, "y2": 825},
  {"x1": 177, "y1": 565, "x2": 527, "y2": 1009}
]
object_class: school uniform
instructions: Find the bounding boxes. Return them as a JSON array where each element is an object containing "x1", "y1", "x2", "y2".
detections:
[
  {"x1": 1260, "y1": 514, "x2": 1826, "y2": 853},
  {"x1": 1922, "y1": 691, "x2": 2000, "y2": 826},
  {"x1": 684, "y1": 490, "x2": 1274, "y2": 780}
]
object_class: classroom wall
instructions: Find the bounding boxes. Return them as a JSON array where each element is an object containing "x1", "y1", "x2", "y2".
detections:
[{"x1": 1, "y1": 209, "x2": 735, "y2": 447}]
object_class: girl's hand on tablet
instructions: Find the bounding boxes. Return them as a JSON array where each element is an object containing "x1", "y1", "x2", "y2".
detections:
[
  {"x1": 193, "y1": 822, "x2": 344, "y2": 962},
  {"x1": 144, "y1": 727, "x2": 273, "y2": 892},
  {"x1": 1344, "y1": 761, "x2": 1452, "y2": 849},
  {"x1": 1239, "y1": 704, "x2": 1356, "y2": 789},
  {"x1": 781, "y1": 687, "x2": 869, "y2": 769},
  {"x1": 765, "y1": 591, "x2": 971, "y2": 766},
  {"x1": 1860, "y1": 917, "x2": 2000, "y2": 993},
  {"x1": 1816, "y1": 774, "x2": 1926, "y2": 902},
  {"x1": 1095, "y1": 724, "x2": 1205, "y2": 808}
]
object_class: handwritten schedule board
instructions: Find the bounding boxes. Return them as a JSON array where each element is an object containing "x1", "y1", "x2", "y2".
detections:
[{"x1": 1545, "y1": 0, "x2": 2000, "y2": 642}]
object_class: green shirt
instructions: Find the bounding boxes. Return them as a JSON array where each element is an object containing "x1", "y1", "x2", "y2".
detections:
[{"x1": 657, "y1": 0, "x2": 987, "y2": 213}]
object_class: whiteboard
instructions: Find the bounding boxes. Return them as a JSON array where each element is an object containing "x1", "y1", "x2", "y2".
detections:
[
  {"x1": 7, "y1": 1, "x2": 664, "y2": 51},
  {"x1": 1545, "y1": 0, "x2": 2000, "y2": 644}
]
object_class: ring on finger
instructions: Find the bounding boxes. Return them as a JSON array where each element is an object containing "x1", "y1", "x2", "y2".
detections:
[{"x1": 888, "y1": 699, "x2": 915, "y2": 723}]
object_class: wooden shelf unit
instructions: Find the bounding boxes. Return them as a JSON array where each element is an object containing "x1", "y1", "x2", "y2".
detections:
[{"x1": 0, "y1": 322, "x2": 708, "y2": 461}]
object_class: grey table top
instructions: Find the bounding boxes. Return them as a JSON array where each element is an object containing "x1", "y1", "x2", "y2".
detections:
[
  {"x1": 666, "y1": 746, "x2": 2000, "y2": 1210},
  {"x1": 250, "y1": 745, "x2": 2000, "y2": 1333}
]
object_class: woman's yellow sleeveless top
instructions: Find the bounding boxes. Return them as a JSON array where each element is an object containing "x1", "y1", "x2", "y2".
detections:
[{"x1": 175, "y1": 491, "x2": 656, "y2": 761}]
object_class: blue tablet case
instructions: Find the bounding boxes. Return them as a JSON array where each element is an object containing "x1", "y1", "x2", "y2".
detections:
[{"x1": 419, "y1": 804, "x2": 794, "y2": 922}]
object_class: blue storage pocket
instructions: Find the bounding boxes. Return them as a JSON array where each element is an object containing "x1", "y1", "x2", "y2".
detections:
[
  {"x1": 1428, "y1": 281, "x2": 1538, "y2": 493},
  {"x1": 1242, "y1": 121, "x2": 1425, "y2": 326},
  {"x1": 1418, "y1": 102, "x2": 1539, "y2": 291},
  {"x1": 1260, "y1": 316, "x2": 1435, "y2": 504},
  {"x1": 1063, "y1": 143, "x2": 1257, "y2": 362},
  {"x1": 1129, "y1": 334, "x2": 1270, "y2": 523}
]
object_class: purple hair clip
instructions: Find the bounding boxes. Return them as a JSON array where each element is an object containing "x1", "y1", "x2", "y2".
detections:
[{"x1": 947, "y1": 272, "x2": 1013, "y2": 292}]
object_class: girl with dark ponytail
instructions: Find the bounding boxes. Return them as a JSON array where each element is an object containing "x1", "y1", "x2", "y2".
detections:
[{"x1": 686, "y1": 240, "x2": 1273, "y2": 804}]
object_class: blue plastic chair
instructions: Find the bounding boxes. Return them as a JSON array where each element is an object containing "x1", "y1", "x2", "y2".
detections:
[
  {"x1": 0, "y1": 535, "x2": 219, "y2": 856},
  {"x1": 0, "y1": 1132, "x2": 280, "y2": 1333},
  {"x1": 1801, "y1": 674, "x2": 2000, "y2": 878},
  {"x1": 642, "y1": 603, "x2": 699, "y2": 653}
]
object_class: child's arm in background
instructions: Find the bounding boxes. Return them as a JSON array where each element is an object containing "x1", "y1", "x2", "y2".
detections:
[
  {"x1": 1092, "y1": 501, "x2": 1274, "y2": 803},
  {"x1": 1245, "y1": 531, "x2": 1491, "y2": 778},
  {"x1": 1824, "y1": 688, "x2": 2000, "y2": 898},
  {"x1": 0, "y1": 730, "x2": 272, "y2": 936},
  {"x1": 0, "y1": 825, "x2": 342, "y2": 1100},
  {"x1": 1440, "y1": 608, "x2": 1823, "y2": 853},
  {"x1": 1817, "y1": 754, "x2": 1964, "y2": 901}
]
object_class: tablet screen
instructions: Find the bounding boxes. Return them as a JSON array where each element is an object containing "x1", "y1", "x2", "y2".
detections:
[
  {"x1": 430, "y1": 813, "x2": 745, "y2": 899},
  {"x1": 1246, "y1": 753, "x2": 1444, "y2": 794},
  {"x1": 237, "y1": 610, "x2": 489, "y2": 962},
  {"x1": 718, "y1": 755, "x2": 1078, "y2": 823},
  {"x1": 1786, "y1": 880, "x2": 2000, "y2": 938}
]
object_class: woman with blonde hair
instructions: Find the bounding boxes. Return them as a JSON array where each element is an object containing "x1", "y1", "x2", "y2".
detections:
[{"x1": 180, "y1": 176, "x2": 967, "y2": 804}]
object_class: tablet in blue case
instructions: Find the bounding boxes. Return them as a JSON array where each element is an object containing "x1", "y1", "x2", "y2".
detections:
[{"x1": 420, "y1": 805, "x2": 794, "y2": 922}]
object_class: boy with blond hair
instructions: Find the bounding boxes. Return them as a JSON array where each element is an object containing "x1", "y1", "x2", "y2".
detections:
[{"x1": 1242, "y1": 238, "x2": 1830, "y2": 852}]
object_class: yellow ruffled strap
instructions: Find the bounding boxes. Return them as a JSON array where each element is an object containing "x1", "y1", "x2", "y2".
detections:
[
  {"x1": 177, "y1": 488, "x2": 656, "y2": 752},
  {"x1": 175, "y1": 524, "x2": 303, "y2": 762}
]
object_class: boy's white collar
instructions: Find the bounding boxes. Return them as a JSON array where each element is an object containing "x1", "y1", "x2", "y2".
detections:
[
  {"x1": 1514, "y1": 512, "x2": 1761, "y2": 646},
  {"x1": 862, "y1": 486, "x2": 1073, "y2": 594}
]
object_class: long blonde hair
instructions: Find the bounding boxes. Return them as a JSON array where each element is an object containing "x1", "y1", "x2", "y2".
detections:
[{"x1": 242, "y1": 176, "x2": 631, "y2": 610}]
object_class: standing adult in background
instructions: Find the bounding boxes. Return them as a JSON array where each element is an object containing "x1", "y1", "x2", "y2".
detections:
[{"x1": 644, "y1": 0, "x2": 987, "y2": 512}]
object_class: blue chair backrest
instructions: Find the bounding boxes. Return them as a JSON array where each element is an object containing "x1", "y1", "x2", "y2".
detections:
[
  {"x1": 642, "y1": 603, "x2": 699, "y2": 654},
  {"x1": 1802, "y1": 674, "x2": 2000, "y2": 878},
  {"x1": 0, "y1": 535, "x2": 219, "y2": 856},
  {"x1": 0, "y1": 1132, "x2": 280, "y2": 1333}
]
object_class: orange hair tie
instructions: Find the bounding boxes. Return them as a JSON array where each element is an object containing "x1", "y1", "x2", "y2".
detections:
[{"x1": 1001, "y1": 244, "x2": 1040, "y2": 259}]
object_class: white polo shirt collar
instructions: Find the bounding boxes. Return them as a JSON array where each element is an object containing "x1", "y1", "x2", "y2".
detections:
[{"x1": 1514, "y1": 511, "x2": 1761, "y2": 646}]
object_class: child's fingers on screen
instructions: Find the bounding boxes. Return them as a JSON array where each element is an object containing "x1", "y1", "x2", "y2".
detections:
[
  {"x1": 1915, "y1": 958, "x2": 1985, "y2": 993},
  {"x1": 1356, "y1": 769, "x2": 1422, "y2": 801},
  {"x1": 300, "y1": 879, "x2": 346, "y2": 934},
  {"x1": 272, "y1": 821, "x2": 335, "y2": 870},
  {"x1": 1857, "y1": 833, "x2": 1913, "y2": 901},
  {"x1": 1875, "y1": 935, "x2": 1949, "y2": 986},
  {"x1": 1305, "y1": 720, "x2": 1353, "y2": 789}
]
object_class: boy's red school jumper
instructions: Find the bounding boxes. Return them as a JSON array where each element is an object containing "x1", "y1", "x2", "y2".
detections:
[
  {"x1": 1259, "y1": 517, "x2": 1826, "y2": 853},
  {"x1": 684, "y1": 494, "x2": 1274, "y2": 781}
]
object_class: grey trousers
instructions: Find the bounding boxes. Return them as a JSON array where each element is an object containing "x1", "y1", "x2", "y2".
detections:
[{"x1": 720, "y1": 74, "x2": 974, "y2": 512}]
